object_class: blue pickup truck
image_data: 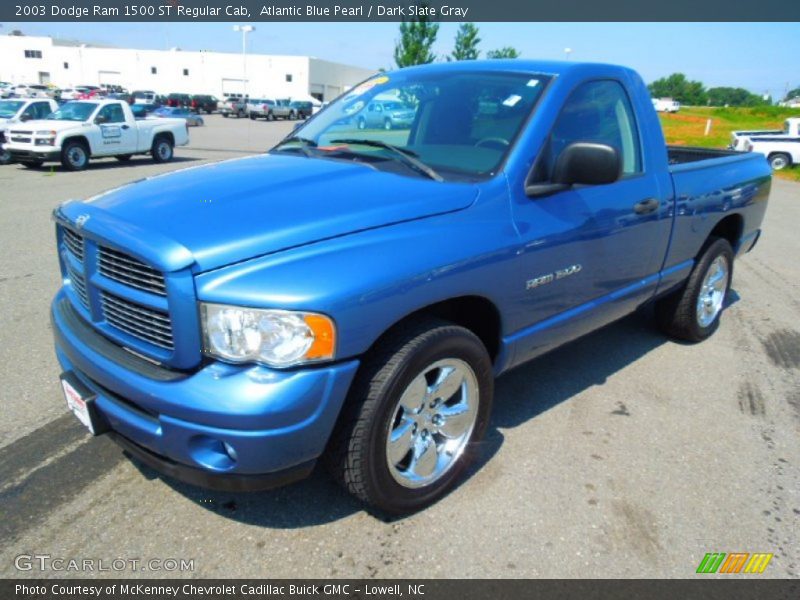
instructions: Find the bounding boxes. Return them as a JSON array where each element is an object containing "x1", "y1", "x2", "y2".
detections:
[{"x1": 51, "y1": 60, "x2": 770, "y2": 514}]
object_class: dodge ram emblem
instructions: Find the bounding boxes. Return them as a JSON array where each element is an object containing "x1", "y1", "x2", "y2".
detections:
[{"x1": 75, "y1": 214, "x2": 90, "y2": 229}]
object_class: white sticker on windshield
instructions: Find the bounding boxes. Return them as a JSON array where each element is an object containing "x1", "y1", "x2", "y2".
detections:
[
  {"x1": 503, "y1": 94, "x2": 522, "y2": 107},
  {"x1": 527, "y1": 79, "x2": 540, "y2": 87}
]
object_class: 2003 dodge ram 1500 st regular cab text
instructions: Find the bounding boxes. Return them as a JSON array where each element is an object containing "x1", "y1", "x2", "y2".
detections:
[
  {"x1": 3, "y1": 99, "x2": 188, "y2": 171},
  {"x1": 51, "y1": 61, "x2": 770, "y2": 514}
]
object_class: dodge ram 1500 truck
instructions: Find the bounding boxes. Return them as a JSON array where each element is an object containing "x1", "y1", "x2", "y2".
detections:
[
  {"x1": 3, "y1": 99, "x2": 188, "y2": 171},
  {"x1": 50, "y1": 61, "x2": 770, "y2": 514}
]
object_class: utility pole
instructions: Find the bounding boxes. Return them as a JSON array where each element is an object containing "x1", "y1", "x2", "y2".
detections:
[{"x1": 233, "y1": 25, "x2": 255, "y2": 98}]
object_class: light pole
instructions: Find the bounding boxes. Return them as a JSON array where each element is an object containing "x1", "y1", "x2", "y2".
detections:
[{"x1": 233, "y1": 25, "x2": 255, "y2": 99}]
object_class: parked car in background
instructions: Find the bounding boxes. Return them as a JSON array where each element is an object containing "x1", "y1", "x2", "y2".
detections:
[
  {"x1": 356, "y1": 100, "x2": 416, "y2": 130},
  {"x1": 289, "y1": 100, "x2": 314, "y2": 119},
  {"x1": 652, "y1": 97, "x2": 681, "y2": 113},
  {"x1": 0, "y1": 97, "x2": 59, "y2": 163},
  {"x1": 166, "y1": 93, "x2": 192, "y2": 108},
  {"x1": 3, "y1": 99, "x2": 189, "y2": 170},
  {"x1": 0, "y1": 82, "x2": 13, "y2": 98},
  {"x1": 153, "y1": 106, "x2": 204, "y2": 127},
  {"x1": 47, "y1": 61, "x2": 770, "y2": 514},
  {"x1": 249, "y1": 98, "x2": 294, "y2": 121},
  {"x1": 60, "y1": 87, "x2": 90, "y2": 101},
  {"x1": 107, "y1": 92, "x2": 135, "y2": 105},
  {"x1": 12, "y1": 84, "x2": 50, "y2": 98},
  {"x1": 130, "y1": 103, "x2": 159, "y2": 119},
  {"x1": 731, "y1": 117, "x2": 800, "y2": 170},
  {"x1": 190, "y1": 95, "x2": 218, "y2": 114},
  {"x1": 220, "y1": 94, "x2": 248, "y2": 118},
  {"x1": 132, "y1": 91, "x2": 158, "y2": 105}
]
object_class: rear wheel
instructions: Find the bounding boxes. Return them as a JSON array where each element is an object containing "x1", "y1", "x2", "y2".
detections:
[
  {"x1": 151, "y1": 136, "x2": 174, "y2": 163},
  {"x1": 325, "y1": 318, "x2": 493, "y2": 514},
  {"x1": 768, "y1": 152, "x2": 791, "y2": 171},
  {"x1": 61, "y1": 141, "x2": 89, "y2": 171},
  {"x1": 656, "y1": 237, "x2": 733, "y2": 342}
]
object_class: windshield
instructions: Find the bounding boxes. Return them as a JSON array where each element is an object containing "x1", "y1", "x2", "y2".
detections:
[
  {"x1": 0, "y1": 100, "x2": 24, "y2": 118},
  {"x1": 48, "y1": 102, "x2": 97, "y2": 121},
  {"x1": 281, "y1": 69, "x2": 550, "y2": 180}
]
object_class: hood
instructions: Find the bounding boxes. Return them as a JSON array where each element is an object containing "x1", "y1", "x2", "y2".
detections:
[
  {"x1": 9, "y1": 119, "x2": 86, "y2": 132},
  {"x1": 68, "y1": 153, "x2": 478, "y2": 272}
]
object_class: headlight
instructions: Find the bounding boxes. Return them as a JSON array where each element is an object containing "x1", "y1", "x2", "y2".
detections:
[
  {"x1": 35, "y1": 130, "x2": 56, "y2": 135},
  {"x1": 201, "y1": 303, "x2": 336, "y2": 368}
]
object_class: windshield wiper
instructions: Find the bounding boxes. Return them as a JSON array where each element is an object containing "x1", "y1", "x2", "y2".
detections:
[
  {"x1": 329, "y1": 138, "x2": 443, "y2": 182},
  {"x1": 272, "y1": 136, "x2": 317, "y2": 157}
]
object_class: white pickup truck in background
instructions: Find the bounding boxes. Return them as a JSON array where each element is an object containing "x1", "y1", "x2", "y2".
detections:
[
  {"x1": 652, "y1": 97, "x2": 681, "y2": 112},
  {"x1": 0, "y1": 97, "x2": 59, "y2": 164},
  {"x1": 2, "y1": 99, "x2": 189, "y2": 171},
  {"x1": 730, "y1": 117, "x2": 800, "y2": 170}
]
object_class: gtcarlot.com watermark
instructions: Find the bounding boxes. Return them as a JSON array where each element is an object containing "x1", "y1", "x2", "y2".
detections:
[{"x1": 14, "y1": 553, "x2": 194, "y2": 573}]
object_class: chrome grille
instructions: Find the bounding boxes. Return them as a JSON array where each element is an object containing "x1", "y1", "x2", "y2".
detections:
[
  {"x1": 66, "y1": 263, "x2": 89, "y2": 309},
  {"x1": 98, "y1": 246, "x2": 167, "y2": 296},
  {"x1": 63, "y1": 228, "x2": 84, "y2": 261},
  {"x1": 101, "y1": 291, "x2": 174, "y2": 349}
]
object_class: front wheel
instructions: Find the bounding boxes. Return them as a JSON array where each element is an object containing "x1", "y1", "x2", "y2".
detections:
[
  {"x1": 768, "y1": 153, "x2": 791, "y2": 171},
  {"x1": 384, "y1": 118, "x2": 393, "y2": 130},
  {"x1": 61, "y1": 141, "x2": 90, "y2": 171},
  {"x1": 656, "y1": 237, "x2": 734, "y2": 342},
  {"x1": 151, "y1": 136, "x2": 174, "y2": 163},
  {"x1": 325, "y1": 318, "x2": 493, "y2": 514},
  {"x1": 0, "y1": 148, "x2": 11, "y2": 165}
]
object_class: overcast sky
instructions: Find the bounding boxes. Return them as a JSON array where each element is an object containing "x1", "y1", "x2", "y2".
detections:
[{"x1": 3, "y1": 22, "x2": 798, "y2": 99}]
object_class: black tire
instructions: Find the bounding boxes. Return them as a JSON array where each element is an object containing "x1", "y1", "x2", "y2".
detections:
[
  {"x1": 116, "y1": 154, "x2": 133, "y2": 162},
  {"x1": 384, "y1": 118, "x2": 393, "y2": 130},
  {"x1": 249, "y1": 113, "x2": 256, "y2": 120},
  {"x1": 61, "y1": 140, "x2": 90, "y2": 171},
  {"x1": 656, "y1": 237, "x2": 734, "y2": 342},
  {"x1": 222, "y1": 113, "x2": 228, "y2": 118},
  {"x1": 266, "y1": 111, "x2": 275, "y2": 122},
  {"x1": 325, "y1": 317, "x2": 494, "y2": 514},
  {"x1": 0, "y1": 148, "x2": 12, "y2": 165},
  {"x1": 768, "y1": 152, "x2": 791, "y2": 171},
  {"x1": 22, "y1": 160, "x2": 44, "y2": 169},
  {"x1": 151, "y1": 136, "x2": 174, "y2": 163}
]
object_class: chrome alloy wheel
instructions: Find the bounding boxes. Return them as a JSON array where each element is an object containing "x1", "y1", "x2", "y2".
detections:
[
  {"x1": 386, "y1": 359, "x2": 479, "y2": 489},
  {"x1": 696, "y1": 255, "x2": 729, "y2": 328}
]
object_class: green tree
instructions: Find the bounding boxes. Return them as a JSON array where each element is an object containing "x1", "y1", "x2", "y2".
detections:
[
  {"x1": 648, "y1": 73, "x2": 707, "y2": 106},
  {"x1": 706, "y1": 87, "x2": 770, "y2": 107},
  {"x1": 450, "y1": 23, "x2": 481, "y2": 61},
  {"x1": 785, "y1": 87, "x2": 800, "y2": 101},
  {"x1": 486, "y1": 47, "x2": 520, "y2": 59},
  {"x1": 394, "y1": 9, "x2": 439, "y2": 68}
]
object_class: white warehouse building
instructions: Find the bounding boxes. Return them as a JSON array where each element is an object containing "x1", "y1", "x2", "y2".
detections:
[{"x1": 0, "y1": 34, "x2": 376, "y2": 101}]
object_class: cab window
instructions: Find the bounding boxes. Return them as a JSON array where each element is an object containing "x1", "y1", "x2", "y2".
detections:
[{"x1": 545, "y1": 80, "x2": 642, "y2": 177}]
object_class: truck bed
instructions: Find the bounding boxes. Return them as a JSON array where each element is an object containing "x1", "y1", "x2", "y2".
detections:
[{"x1": 667, "y1": 145, "x2": 740, "y2": 165}]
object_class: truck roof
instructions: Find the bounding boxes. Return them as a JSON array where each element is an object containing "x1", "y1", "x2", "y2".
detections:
[{"x1": 393, "y1": 59, "x2": 637, "y2": 79}]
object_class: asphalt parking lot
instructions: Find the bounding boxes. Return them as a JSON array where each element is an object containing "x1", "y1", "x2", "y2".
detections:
[{"x1": 0, "y1": 114, "x2": 798, "y2": 578}]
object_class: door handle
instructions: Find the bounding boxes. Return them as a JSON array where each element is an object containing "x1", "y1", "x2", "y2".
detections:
[
  {"x1": 633, "y1": 198, "x2": 659, "y2": 215},
  {"x1": 121, "y1": 124, "x2": 130, "y2": 130}
]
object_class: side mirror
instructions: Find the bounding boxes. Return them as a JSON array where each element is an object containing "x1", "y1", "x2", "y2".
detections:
[
  {"x1": 19, "y1": 114, "x2": 32, "y2": 122},
  {"x1": 526, "y1": 142, "x2": 622, "y2": 198},
  {"x1": 95, "y1": 115, "x2": 108, "y2": 124}
]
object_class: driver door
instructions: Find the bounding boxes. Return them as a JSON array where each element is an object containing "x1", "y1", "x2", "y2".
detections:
[
  {"x1": 508, "y1": 79, "x2": 672, "y2": 363},
  {"x1": 95, "y1": 104, "x2": 136, "y2": 155}
]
